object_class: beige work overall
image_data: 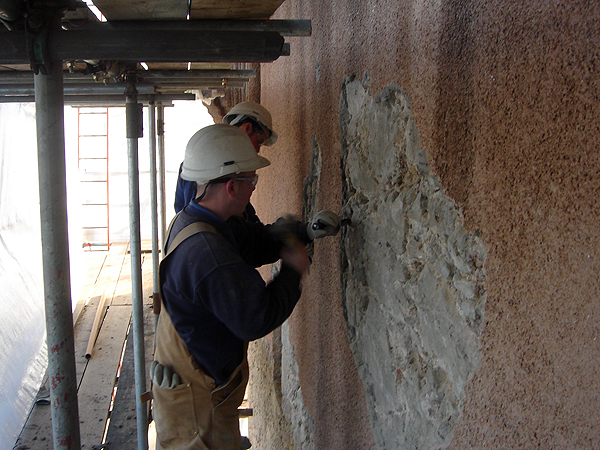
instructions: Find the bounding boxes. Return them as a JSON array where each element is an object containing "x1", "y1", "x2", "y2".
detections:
[{"x1": 152, "y1": 222, "x2": 249, "y2": 450}]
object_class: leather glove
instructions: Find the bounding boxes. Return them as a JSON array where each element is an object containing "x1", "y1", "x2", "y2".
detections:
[{"x1": 307, "y1": 210, "x2": 341, "y2": 240}]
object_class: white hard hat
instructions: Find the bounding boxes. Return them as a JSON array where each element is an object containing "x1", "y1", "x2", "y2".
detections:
[
  {"x1": 181, "y1": 124, "x2": 271, "y2": 185},
  {"x1": 224, "y1": 101, "x2": 278, "y2": 146}
]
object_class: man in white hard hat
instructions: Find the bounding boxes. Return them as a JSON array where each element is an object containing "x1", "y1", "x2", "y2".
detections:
[
  {"x1": 223, "y1": 100, "x2": 278, "y2": 148},
  {"x1": 174, "y1": 101, "x2": 277, "y2": 215},
  {"x1": 152, "y1": 124, "x2": 310, "y2": 450},
  {"x1": 174, "y1": 101, "x2": 341, "y2": 243}
]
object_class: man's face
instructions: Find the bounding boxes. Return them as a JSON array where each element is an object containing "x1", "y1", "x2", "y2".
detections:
[
  {"x1": 231, "y1": 171, "x2": 257, "y2": 213},
  {"x1": 239, "y1": 122, "x2": 267, "y2": 152}
]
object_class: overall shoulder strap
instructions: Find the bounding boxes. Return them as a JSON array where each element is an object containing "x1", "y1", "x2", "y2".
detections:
[
  {"x1": 164, "y1": 221, "x2": 219, "y2": 259},
  {"x1": 163, "y1": 209, "x2": 221, "y2": 258},
  {"x1": 154, "y1": 218, "x2": 220, "y2": 317}
]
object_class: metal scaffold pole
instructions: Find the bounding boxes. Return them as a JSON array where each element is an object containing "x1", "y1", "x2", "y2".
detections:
[
  {"x1": 147, "y1": 99, "x2": 161, "y2": 321},
  {"x1": 156, "y1": 103, "x2": 167, "y2": 247},
  {"x1": 125, "y1": 80, "x2": 149, "y2": 450},
  {"x1": 35, "y1": 60, "x2": 82, "y2": 449}
]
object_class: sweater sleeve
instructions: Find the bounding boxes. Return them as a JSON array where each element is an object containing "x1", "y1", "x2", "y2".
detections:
[
  {"x1": 197, "y1": 261, "x2": 302, "y2": 342},
  {"x1": 227, "y1": 215, "x2": 283, "y2": 266}
]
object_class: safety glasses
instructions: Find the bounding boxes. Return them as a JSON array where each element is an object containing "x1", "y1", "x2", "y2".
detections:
[{"x1": 232, "y1": 174, "x2": 259, "y2": 188}]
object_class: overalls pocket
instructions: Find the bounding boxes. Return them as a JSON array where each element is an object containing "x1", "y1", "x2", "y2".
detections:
[{"x1": 153, "y1": 382, "x2": 198, "y2": 446}]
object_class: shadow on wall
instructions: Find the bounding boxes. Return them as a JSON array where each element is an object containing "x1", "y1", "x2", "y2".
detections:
[{"x1": 339, "y1": 77, "x2": 487, "y2": 449}]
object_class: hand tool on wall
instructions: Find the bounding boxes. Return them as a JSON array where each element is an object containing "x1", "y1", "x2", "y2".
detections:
[
  {"x1": 308, "y1": 213, "x2": 351, "y2": 238},
  {"x1": 307, "y1": 210, "x2": 342, "y2": 239}
]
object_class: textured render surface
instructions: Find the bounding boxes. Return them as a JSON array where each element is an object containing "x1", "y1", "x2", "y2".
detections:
[
  {"x1": 339, "y1": 79, "x2": 486, "y2": 449},
  {"x1": 248, "y1": 322, "x2": 315, "y2": 450},
  {"x1": 247, "y1": 140, "x2": 320, "y2": 450},
  {"x1": 245, "y1": 0, "x2": 600, "y2": 448},
  {"x1": 280, "y1": 321, "x2": 315, "y2": 450},
  {"x1": 247, "y1": 328, "x2": 295, "y2": 450}
]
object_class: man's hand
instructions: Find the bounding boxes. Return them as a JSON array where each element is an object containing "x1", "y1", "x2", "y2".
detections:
[
  {"x1": 307, "y1": 210, "x2": 341, "y2": 240},
  {"x1": 280, "y1": 244, "x2": 311, "y2": 275}
]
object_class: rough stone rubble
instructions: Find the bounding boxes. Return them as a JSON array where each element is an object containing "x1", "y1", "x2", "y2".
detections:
[{"x1": 339, "y1": 78, "x2": 487, "y2": 450}]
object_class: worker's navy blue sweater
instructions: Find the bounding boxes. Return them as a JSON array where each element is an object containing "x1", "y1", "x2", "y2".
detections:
[{"x1": 160, "y1": 201, "x2": 302, "y2": 386}]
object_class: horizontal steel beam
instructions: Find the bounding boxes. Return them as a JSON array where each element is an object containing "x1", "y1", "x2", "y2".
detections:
[
  {"x1": 154, "y1": 78, "x2": 249, "y2": 86},
  {"x1": 64, "y1": 93, "x2": 195, "y2": 106},
  {"x1": 0, "y1": 71, "x2": 252, "y2": 97},
  {"x1": 0, "y1": 69, "x2": 256, "y2": 82},
  {"x1": 0, "y1": 28, "x2": 285, "y2": 64},
  {"x1": 146, "y1": 78, "x2": 249, "y2": 86},
  {"x1": 156, "y1": 84, "x2": 245, "y2": 92},
  {"x1": 0, "y1": 74, "x2": 250, "y2": 88},
  {"x1": 75, "y1": 19, "x2": 312, "y2": 37},
  {"x1": 137, "y1": 69, "x2": 256, "y2": 80},
  {"x1": 0, "y1": 93, "x2": 195, "y2": 105},
  {"x1": 0, "y1": 82, "x2": 155, "y2": 95}
]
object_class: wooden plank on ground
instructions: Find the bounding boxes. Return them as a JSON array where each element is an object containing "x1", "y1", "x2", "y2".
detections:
[
  {"x1": 74, "y1": 293, "x2": 107, "y2": 382},
  {"x1": 113, "y1": 241, "x2": 155, "y2": 307},
  {"x1": 77, "y1": 304, "x2": 131, "y2": 449},
  {"x1": 112, "y1": 256, "x2": 132, "y2": 306},
  {"x1": 104, "y1": 300, "x2": 156, "y2": 449},
  {"x1": 73, "y1": 251, "x2": 108, "y2": 324},
  {"x1": 112, "y1": 243, "x2": 150, "y2": 307},
  {"x1": 15, "y1": 244, "x2": 134, "y2": 450},
  {"x1": 14, "y1": 378, "x2": 53, "y2": 450},
  {"x1": 15, "y1": 248, "x2": 113, "y2": 450},
  {"x1": 102, "y1": 244, "x2": 129, "y2": 304},
  {"x1": 74, "y1": 244, "x2": 128, "y2": 379}
]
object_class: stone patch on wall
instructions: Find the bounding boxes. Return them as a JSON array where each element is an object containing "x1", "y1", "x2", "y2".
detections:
[
  {"x1": 248, "y1": 138, "x2": 322, "y2": 449},
  {"x1": 272, "y1": 135, "x2": 322, "y2": 449},
  {"x1": 339, "y1": 78, "x2": 487, "y2": 449},
  {"x1": 281, "y1": 321, "x2": 315, "y2": 450},
  {"x1": 303, "y1": 135, "x2": 322, "y2": 221},
  {"x1": 302, "y1": 135, "x2": 322, "y2": 260}
]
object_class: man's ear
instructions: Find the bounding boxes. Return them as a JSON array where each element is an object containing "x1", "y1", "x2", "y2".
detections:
[
  {"x1": 239, "y1": 122, "x2": 253, "y2": 134},
  {"x1": 224, "y1": 179, "x2": 237, "y2": 198}
]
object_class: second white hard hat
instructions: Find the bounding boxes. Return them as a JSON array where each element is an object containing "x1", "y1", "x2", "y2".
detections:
[
  {"x1": 181, "y1": 124, "x2": 271, "y2": 185},
  {"x1": 224, "y1": 101, "x2": 278, "y2": 146}
]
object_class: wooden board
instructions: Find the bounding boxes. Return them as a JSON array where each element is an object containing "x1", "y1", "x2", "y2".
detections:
[
  {"x1": 112, "y1": 256, "x2": 133, "y2": 306},
  {"x1": 92, "y1": 0, "x2": 188, "y2": 20},
  {"x1": 189, "y1": 0, "x2": 285, "y2": 19},
  {"x1": 73, "y1": 251, "x2": 107, "y2": 324},
  {"x1": 103, "y1": 248, "x2": 157, "y2": 448},
  {"x1": 15, "y1": 384, "x2": 54, "y2": 450},
  {"x1": 93, "y1": 0, "x2": 285, "y2": 20},
  {"x1": 104, "y1": 299, "x2": 155, "y2": 449},
  {"x1": 15, "y1": 243, "x2": 135, "y2": 450},
  {"x1": 77, "y1": 304, "x2": 132, "y2": 449}
]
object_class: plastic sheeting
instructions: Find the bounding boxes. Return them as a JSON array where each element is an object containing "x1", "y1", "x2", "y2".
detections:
[
  {"x1": 0, "y1": 100, "x2": 212, "y2": 448},
  {"x1": 0, "y1": 103, "x2": 88, "y2": 449},
  {"x1": 0, "y1": 103, "x2": 47, "y2": 450}
]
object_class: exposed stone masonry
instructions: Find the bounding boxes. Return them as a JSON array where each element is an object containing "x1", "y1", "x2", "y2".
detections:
[{"x1": 339, "y1": 78, "x2": 487, "y2": 449}]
